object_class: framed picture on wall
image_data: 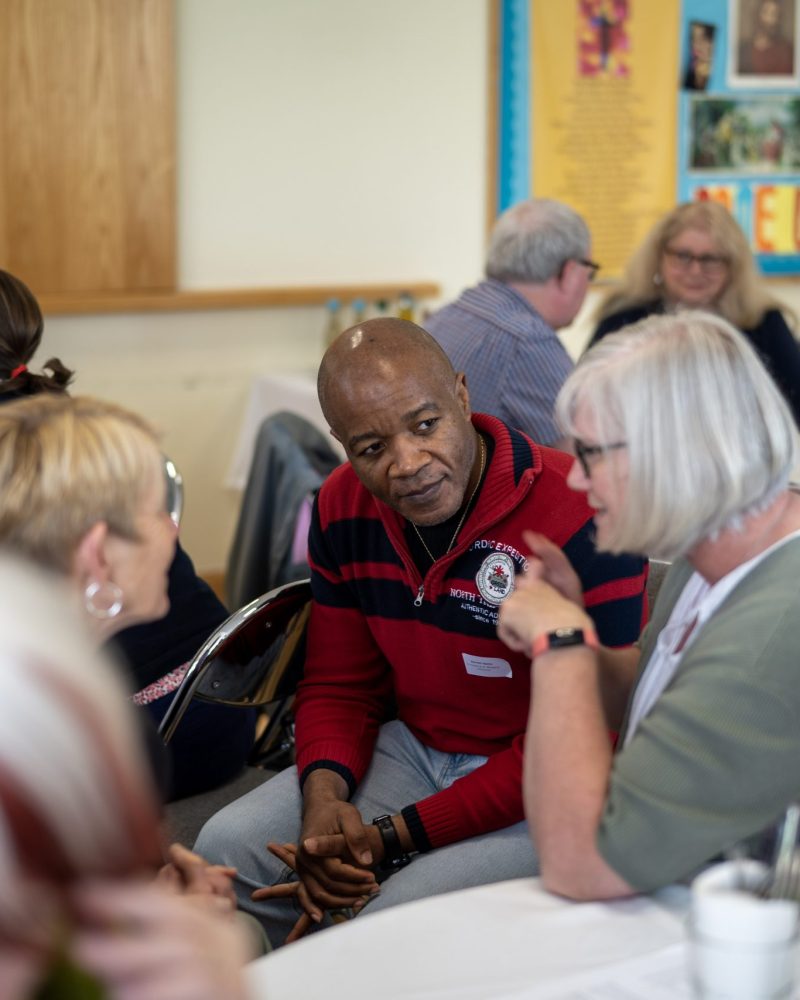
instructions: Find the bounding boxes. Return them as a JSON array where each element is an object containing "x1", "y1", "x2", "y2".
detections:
[
  {"x1": 683, "y1": 21, "x2": 716, "y2": 90},
  {"x1": 728, "y1": 0, "x2": 800, "y2": 87}
]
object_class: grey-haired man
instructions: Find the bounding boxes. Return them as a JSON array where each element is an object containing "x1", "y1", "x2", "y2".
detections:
[{"x1": 426, "y1": 198, "x2": 595, "y2": 450}]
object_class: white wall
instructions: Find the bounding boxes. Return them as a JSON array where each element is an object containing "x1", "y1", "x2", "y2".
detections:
[
  {"x1": 176, "y1": 0, "x2": 488, "y2": 294},
  {"x1": 43, "y1": 0, "x2": 490, "y2": 576}
]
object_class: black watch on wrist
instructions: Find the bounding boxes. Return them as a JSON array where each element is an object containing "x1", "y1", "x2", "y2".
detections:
[
  {"x1": 531, "y1": 624, "x2": 599, "y2": 660},
  {"x1": 372, "y1": 814, "x2": 412, "y2": 872}
]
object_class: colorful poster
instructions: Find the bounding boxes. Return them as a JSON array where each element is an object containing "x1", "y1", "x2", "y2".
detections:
[
  {"x1": 679, "y1": 0, "x2": 800, "y2": 273},
  {"x1": 530, "y1": 1, "x2": 680, "y2": 276},
  {"x1": 495, "y1": 0, "x2": 800, "y2": 274}
]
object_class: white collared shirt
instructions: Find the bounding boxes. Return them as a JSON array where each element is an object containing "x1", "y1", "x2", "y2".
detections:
[{"x1": 622, "y1": 530, "x2": 800, "y2": 748}]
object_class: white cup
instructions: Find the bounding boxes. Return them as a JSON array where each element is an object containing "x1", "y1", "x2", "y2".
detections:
[{"x1": 688, "y1": 861, "x2": 799, "y2": 999}]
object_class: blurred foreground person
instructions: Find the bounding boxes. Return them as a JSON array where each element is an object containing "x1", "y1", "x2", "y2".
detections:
[
  {"x1": 0, "y1": 556, "x2": 251, "y2": 999},
  {"x1": 499, "y1": 312, "x2": 800, "y2": 898}
]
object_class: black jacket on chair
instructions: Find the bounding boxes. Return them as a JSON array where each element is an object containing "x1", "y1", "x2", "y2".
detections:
[{"x1": 226, "y1": 411, "x2": 341, "y2": 610}]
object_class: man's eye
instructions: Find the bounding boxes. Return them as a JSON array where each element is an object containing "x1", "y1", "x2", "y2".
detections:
[
  {"x1": 417, "y1": 418, "x2": 438, "y2": 433},
  {"x1": 360, "y1": 442, "x2": 383, "y2": 457}
]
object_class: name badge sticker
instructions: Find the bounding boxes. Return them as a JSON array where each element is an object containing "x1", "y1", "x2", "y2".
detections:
[{"x1": 462, "y1": 653, "x2": 512, "y2": 679}]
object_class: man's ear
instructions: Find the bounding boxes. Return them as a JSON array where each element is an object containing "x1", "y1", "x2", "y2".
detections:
[
  {"x1": 455, "y1": 372, "x2": 472, "y2": 419},
  {"x1": 73, "y1": 521, "x2": 111, "y2": 586},
  {"x1": 552, "y1": 259, "x2": 570, "y2": 292},
  {"x1": 558, "y1": 258, "x2": 584, "y2": 295}
]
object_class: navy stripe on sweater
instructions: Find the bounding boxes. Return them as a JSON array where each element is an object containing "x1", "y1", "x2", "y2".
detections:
[{"x1": 507, "y1": 423, "x2": 535, "y2": 486}]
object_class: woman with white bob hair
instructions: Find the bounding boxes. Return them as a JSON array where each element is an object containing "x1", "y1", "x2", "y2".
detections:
[
  {"x1": 0, "y1": 556, "x2": 251, "y2": 998},
  {"x1": 498, "y1": 310, "x2": 800, "y2": 899}
]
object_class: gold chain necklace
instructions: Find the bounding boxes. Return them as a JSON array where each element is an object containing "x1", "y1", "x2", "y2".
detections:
[{"x1": 411, "y1": 434, "x2": 486, "y2": 563}]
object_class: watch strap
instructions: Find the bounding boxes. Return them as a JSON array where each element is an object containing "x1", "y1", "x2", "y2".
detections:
[{"x1": 372, "y1": 814, "x2": 412, "y2": 872}]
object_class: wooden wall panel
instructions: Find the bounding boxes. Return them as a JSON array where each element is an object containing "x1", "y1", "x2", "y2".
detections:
[{"x1": 0, "y1": 0, "x2": 175, "y2": 294}]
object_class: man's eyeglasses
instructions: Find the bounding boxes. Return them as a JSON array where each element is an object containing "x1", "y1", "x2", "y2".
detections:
[
  {"x1": 573, "y1": 439, "x2": 626, "y2": 477},
  {"x1": 663, "y1": 248, "x2": 729, "y2": 275},
  {"x1": 575, "y1": 258, "x2": 601, "y2": 281}
]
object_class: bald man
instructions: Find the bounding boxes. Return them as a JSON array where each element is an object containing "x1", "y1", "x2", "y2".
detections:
[{"x1": 196, "y1": 319, "x2": 646, "y2": 948}]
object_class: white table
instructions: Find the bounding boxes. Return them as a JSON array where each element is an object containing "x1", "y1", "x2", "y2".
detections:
[
  {"x1": 246, "y1": 878, "x2": 695, "y2": 999},
  {"x1": 225, "y1": 372, "x2": 344, "y2": 490}
]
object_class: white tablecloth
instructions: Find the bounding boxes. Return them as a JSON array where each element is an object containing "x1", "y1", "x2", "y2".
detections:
[
  {"x1": 246, "y1": 878, "x2": 693, "y2": 999},
  {"x1": 225, "y1": 372, "x2": 344, "y2": 490}
]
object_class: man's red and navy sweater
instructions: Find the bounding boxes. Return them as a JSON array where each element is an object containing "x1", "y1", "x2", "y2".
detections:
[{"x1": 295, "y1": 413, "x2": 646, "y2": 852}]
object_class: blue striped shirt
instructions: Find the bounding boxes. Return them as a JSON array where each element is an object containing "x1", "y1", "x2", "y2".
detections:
[{"x1": 425, "y1": 279, "x2": 573, "y2": 446}]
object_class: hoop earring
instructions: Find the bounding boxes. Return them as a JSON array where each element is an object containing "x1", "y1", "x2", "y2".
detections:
[
  {"x1": 85, "y1": 580, "x2": 123, "y2": 620},
  {"x1": 653, "y1": 272, "x2": 663, "y2": 286}
]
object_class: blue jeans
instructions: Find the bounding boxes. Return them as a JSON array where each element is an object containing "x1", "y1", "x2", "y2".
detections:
[{"x1": 194, "y1": 720, "x2": 539, "y2": 949}]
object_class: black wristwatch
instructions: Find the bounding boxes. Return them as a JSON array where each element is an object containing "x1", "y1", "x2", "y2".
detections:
[
  {"x1": 531, "y1": 625, "x2": 599, "y2": 660},
  {"x1": 372, "y1": 814, "x2": 412, "y2": 872}
]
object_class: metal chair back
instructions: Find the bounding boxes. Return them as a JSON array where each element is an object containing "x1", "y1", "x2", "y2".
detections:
[{"x1": 158, "y1": 579, "x2": 312, "y2": 759}]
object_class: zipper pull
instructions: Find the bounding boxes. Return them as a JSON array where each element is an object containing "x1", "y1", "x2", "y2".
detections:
[{"x1": 413, "y1": 584, "x2": 424, "y2": 607}]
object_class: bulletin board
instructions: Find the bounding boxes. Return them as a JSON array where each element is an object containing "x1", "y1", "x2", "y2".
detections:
[
  {"x1": 679, "y1": 0, "x2": 800, "y2": 274},
  {"x1": 493, "y1": 0, "x2": 800, "y2": 277}
]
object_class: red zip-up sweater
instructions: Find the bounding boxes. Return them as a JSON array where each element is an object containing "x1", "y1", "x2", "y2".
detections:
[{"x1": 295, "y1": 414, "x2": 646, "y2": 851}]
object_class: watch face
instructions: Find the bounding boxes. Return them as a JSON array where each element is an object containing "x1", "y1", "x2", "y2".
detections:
[
  {"x1": 549, "y1": 628, "x2": 585, "y2": 648},
  {"x1": 532, "y1": 625, "x2": 599, "y2": 660}
]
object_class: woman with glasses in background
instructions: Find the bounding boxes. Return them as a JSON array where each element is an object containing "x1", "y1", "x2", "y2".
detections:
[
  {"x1": 585, "y1": 201, "x2": 800, "y2": 425},
  {"x1": 498, "y1": 312, "x2": 800, "y2": 899}
]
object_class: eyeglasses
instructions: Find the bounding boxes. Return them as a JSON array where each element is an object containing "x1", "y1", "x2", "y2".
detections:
[
  {"x1": 663, "y1": 248, "x2": 729, "y2": 275},
  {"x1": 573, "y1": 439, "x2": 626, "y2": 478},
  {"x1": 575, "y1": 258, "x2": 601, "y2": 281}
]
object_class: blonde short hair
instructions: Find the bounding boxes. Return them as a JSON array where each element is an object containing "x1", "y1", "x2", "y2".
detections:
[
  {"x1": 0, "y1": 395, "x2": 162, "y2": 572},
  {"x1": 557, "y1": 311, "x2": 798, "y2": 559},
  {"x1": 597, "y1": 201, "x2": 793, "y2": 331}
]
